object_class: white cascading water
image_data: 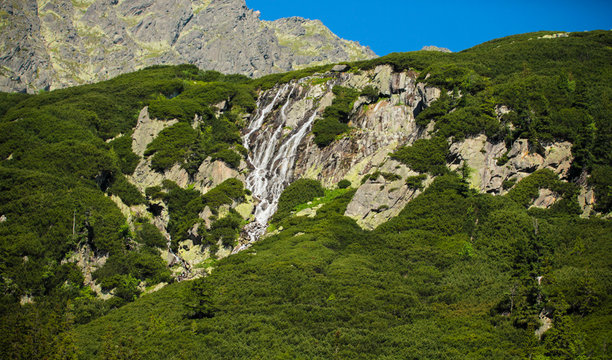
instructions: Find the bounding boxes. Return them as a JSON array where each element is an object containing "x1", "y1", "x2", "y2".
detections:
[{"x1": 236, "y1": 83, "x2": 319, "y2": 251}]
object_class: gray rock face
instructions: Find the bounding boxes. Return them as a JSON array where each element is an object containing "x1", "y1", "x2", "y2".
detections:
[
  {"x1": 421, "y1": 45, "x2": 452, "y2": 53},
  {"x1": 247, "y1": 65, "x2": 591, "y2": 230},
  {"x1": 0, "y1": 0, "x2": 376, "y2": 93},
  {"x1": 0, "y1": 1, "x2": 55, "y2": 92},
  {"x1": 344, "y1": 161, "x2": 433, "y2": 230},
  {"x1": 247, "y1": 65, "x2": 440, "y2": 229},
  {"x1": 264, "y1": 17, "x2": 375, "y2": 69},
  {"x1": 293, "y1": 65, "x2": 439, "y2": 188},
  {"x1": 448, "y1": 135, "x2": 573, "y2": 195}
]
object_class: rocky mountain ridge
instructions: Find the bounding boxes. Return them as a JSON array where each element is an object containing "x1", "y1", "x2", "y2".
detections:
[{"x1": 0, "y1": 0, "x2": 375, "y2": 93}]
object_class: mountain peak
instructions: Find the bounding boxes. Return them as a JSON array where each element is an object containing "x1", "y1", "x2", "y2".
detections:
[{"x1": 0, "y1": 0, "x2": 375, "y2": 93}]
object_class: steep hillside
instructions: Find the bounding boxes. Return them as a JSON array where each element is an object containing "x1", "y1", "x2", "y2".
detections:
[
  {"x1": 0, "y1": 0, "x2": 375, "y2": 93},
  {"x1": 0, "y1": 30, "x2": 610, "y2": 358}
]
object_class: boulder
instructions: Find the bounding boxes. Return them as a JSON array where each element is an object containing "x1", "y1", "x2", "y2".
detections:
[
  {"x1": 531, "y1": 189, "x2": 560, "y2": 209},
  {"x1": 331, "y1": 64, "x2": 350, "y2": 72}
]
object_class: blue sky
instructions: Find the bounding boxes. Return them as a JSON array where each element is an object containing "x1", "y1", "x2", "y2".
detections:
[{"x1": 245, "y1": 0, "x2": 612, "y2": 55}]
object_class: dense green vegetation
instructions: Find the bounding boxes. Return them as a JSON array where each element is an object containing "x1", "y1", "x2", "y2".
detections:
[
  {"x1": 271, "y1": 178, "x2": 325, "y2": 223},
  {"x1": 72, "y1": 172, "x2": 610, "y2": 359},
  {"x1": 337, "y1": 179, "x2": 352, "y2": 189},
  {"x1": 145, "y1": 122, "x2": 199, "y2": 171},
  {"x1": 312, "y1": 85, "x2": 360, "y2": 147},
  {"x1": 147, "y1": 179, "x2": 246, "y2": 250},
  {"x1": 144, "y1": 108, "x2": 245, "y2": 172},
  {"x1": 405, "y1": 174, "x2": 427, "y2": 190},
  {"x1": 108, "y1": 132, "x2": 140, "y2": 175},
  {"x1": 390, "y1": 136, "x2": 449, "y2": 175},
  {"x1": 0, "y1": 30, "x2": 610, "y2": 358},
  {"x1": 361, "y1": 31, "x2": 612, "y2": 207},
  {"x1": 0, "y1": 65, "x2": 255, "y2": 357},
  {"x1": 143, "y1": 72, "x2": 256, "y2": 173}
]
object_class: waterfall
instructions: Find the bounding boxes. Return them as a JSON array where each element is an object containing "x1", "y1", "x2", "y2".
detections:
[{"x1": 236, "y1": 83, "x2": 318, "y2": 251}]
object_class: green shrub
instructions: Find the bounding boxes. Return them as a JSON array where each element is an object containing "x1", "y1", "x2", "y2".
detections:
[
  {"x1": 93, "y1": 248, "x2": 172, "y2": 290},
  {"x1": 208, "y1": 210, "x2": 243, "y2": 248},
  {"x1": 145, "y1": 186, "x2": 164, "y2": 199},
  {"x1": 144, "y1": 122, "x2": 198, "y2": 171},
  {"x1": 0, "y1": 92, "x2": 30, "y2": 118},
  {"x1": 202, "y1": 179, "x2": 245, "y2": 212},
  {"x1": 380, "y1": 172, "x2": 401, "y2": 181},
  {"x1": 272, "y1": 179, "x2": 325, "y2": 222},
  {"x1": 312, "y1": 86, "x2": 360, "y2": 147},
  {"x1": 589, "y1": 165, "x2": 612, "y2": 213},
  {"x1": 159, "y1": 181, "x2": 205, "y2": 247},
  {"x1": 415, "y1": 91, "x2": 453, "y2": 127},
  {"x1": 422, "y1": 64, "x2": 488, "y2": 93},
  {"x1": 113, "y1": 275, "x2": 142, "y2": 301},
  {"x1": 312, "y1": 118, "x2": 349, "y2": 147},
  {"x1": 433, "y1": 96, "x2": 500, "y2": 139},
  {"x1": 496, "y1": 152, "x2": 510, "y2": 166},
  {"x1": 148, "y1": 97, "x2": 202, "y2": 122},
  {"x1": 211, "y1": 148, "x2": 241, "y2": 169},
  {"x1": 507, "y1": 169, "x2": 577, "y2": 208},
  {"x1": 179, "y1": 82, "x2": 256, "y2": 113},
  {"x1": 108, "y1": 133, "x2": 140, "y2": 175},
  {"x1": 361, "y1": 171, "x2": 402, "y2": 183},
  {"x1": 337, "y1": 179, "x2": 351, "y2": 189},
  {"x1": 405, "y1": 174, "x2": 427, "y2": 190},
  {"x1": 360, "y1": 85, "x2": 379, "y2": 102},
  {"x1": 502, "y1": 179, "x2": 516, "y2": 190},
  {"x1": 107, "y1": 174, "x2": 146, "y2": 206},
  {"x1": 390, "y1": 136, "x2": 449, "y2": 175},
  {"x1": 136, "y1": 222, "x2": 167, "y2": 248},
  {"x1": 9, "y1": 140, "x2": 118, "y2": 183}
]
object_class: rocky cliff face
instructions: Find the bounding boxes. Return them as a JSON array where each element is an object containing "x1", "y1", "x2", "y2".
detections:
[
  {"x1": 241, "y1": 65, "x2": 595, "y2": 231},
  {"x1": 0, "y1": 0, "x2": 375, "y2": 93},
  {"x1": 293, "y1": 66, "x2": 440, "y2": 187},
  {"x1": 111, "y1": 64, "x2": 596, "y2": 281}
]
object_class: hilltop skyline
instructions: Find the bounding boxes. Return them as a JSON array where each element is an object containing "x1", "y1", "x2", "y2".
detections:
[{"x1": 246, "y1": 0, "x2": 612, "y2": 54}]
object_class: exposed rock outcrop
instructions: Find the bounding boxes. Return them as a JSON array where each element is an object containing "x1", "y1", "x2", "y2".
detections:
[
  {"x1": 0, "y1": 0, "x2": 375, "y2": 93},
  {"x1": 531, "y1": 189, "x2": 561, "y2": 209},
  {"x1": 535, "y1": 310, "x2": 553, "y2": 340},
  {"x1": 264, "y1": 17, "x2": 374, "y2": 69},
  {"x1": 345, "y1": 161, "x2": 433, "y2": 230},
  {"x1": 242, "y1": 65, "x2": 440, "y2": 231},
  {"x1": 131, "y1": 107, "x2": 178, "y2": 158},
  {"x1": 63, "y1": 241, "x2": 111, "y2": 299},
  {"x1": 247, "y1": 65, "x2": 590, "y2": 231},
  {"x1": 421, "y1": 45, "x2": 452, "y2": 53},
  {"x1": 448, "y1": 135, "x2": 573, "y2": 195},
  {"x1": 578, "y1": 187, "x2": 596, "y2": 217},
  {"x1": 294, "y1": 66, "x2": 440, "y2": 188},
  {"x1": 129, "y1": 106, "x2": 245, "y2": 194}
]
